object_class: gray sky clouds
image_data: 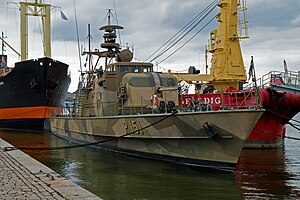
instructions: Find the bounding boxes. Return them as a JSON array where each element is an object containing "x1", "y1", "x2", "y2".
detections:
[{"x1": 0, "y1": 0, "x2": 299, "y2": 91}]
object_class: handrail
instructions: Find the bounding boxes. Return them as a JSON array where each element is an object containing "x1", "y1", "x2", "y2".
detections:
[
  {"x1": 244, "y1": 70, "x2": 300, "y2": 90},
  {"x1": 60, "y1": 91, "x2": 260, "y2": 118}
]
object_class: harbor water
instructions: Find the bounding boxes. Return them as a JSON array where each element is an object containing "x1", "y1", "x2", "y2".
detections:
[{"x1": 0, "y1": 114, "x2": 299, "y2": 200}]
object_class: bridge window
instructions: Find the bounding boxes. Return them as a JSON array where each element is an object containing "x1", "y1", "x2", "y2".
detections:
[
  {"x1": 107, "y1": 66, "x2": 115, "y2": 72},
  {"x1": 119, "y1": 66, "x2": 129, "y2": 72},
  {"x1": 143, "y1": 67, "x2": 152, "y2": 72},
  {"x1": 133, "y1": 67, "x2": 141, "y2": 73}
]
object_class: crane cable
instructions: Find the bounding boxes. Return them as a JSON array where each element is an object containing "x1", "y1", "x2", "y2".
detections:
[
  {"x1": 146, "y1": 0, "x2": 218, "y2": 61},
  {"x1": 147, "y1": 0, "x2": 218, "y2": 63},
  {"x1": 149, "y1": 1, "x2": 217, "y2": 62},
  {"x1": 158, "y1": 15, "x2": 215, "y2": 65},
  {"x1": 73, "y1": 0, "x2": 82, "y2": 74}
]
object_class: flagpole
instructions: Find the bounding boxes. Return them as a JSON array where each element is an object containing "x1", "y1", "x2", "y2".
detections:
[
  {"x1": 251, "y1": 56, "x2": 260, "y2": 107},
  {"x1": 251, "y1": 56, "x2": 256, "y2": 85},
  {"x1": 284, "y1": 60, "x2": 289, "y2": 83}
]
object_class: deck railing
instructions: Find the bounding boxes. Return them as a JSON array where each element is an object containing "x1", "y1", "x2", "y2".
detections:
[
  {"x1": 60, "y1": 92, "x2": 260, "y2": 118},
  {"x1": 244, "y1": 70, "x2": 300, "y2": 89}
]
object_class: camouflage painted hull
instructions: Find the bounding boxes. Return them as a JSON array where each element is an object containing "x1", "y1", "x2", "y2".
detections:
[{"x1": 50, "y1": 110, "x2": 263, "y2": 171}]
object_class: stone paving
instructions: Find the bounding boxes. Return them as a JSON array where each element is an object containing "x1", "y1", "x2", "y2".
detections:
[{"x1": 0, "y1": 139, "x2": 101, "y2": 200}]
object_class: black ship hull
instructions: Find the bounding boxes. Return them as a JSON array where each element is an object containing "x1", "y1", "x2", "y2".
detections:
[
  {"x1": 0, "y1": 118, "x2": 47, "y2": 131},
  {"x1": 0, "y1": 57, "x2": 71, "y2": 131}
]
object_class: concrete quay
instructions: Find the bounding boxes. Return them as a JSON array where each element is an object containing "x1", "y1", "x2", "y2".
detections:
[{"x1": 0, "y1": 138, "x2": 102, "y2": 200}]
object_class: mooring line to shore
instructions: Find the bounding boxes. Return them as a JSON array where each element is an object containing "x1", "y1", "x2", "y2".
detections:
[
  {"x1": 266, "y1": 108, "x2": 300, "y2": 124},
  {"x1": 254, "y1": 127, "x2": 300, "y2": 141},
  {"x1": 2, "y1": 110, "x2": 178, "y2": 152},
  {"x1": 289, "y1": 123, "x2": 300, "y2": 132}
]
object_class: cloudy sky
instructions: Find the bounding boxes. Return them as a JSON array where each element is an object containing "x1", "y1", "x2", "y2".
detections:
[{"x1": 0, "y1": 0, "x2": 299, "y2": 92}]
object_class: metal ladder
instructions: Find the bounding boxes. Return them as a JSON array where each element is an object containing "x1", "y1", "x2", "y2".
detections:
[{"x1": 75, "y1": 88, "x2": 89, "y2": 116}]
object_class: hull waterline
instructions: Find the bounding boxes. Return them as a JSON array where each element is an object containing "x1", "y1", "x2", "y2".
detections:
[
  {"x1": 51, "y1": 110, "x2": 263, "y2": 171},
  {"x1": 0, "y1": 57, "x2": 70, "y2": 131},
  {"x1": 180, "y1": 86, "x2": 300, "y2": 149}
]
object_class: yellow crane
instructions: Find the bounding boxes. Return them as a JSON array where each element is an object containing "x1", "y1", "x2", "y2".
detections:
[
  {"x1": 209, "y1": 0, "x2": 248, "y2": 90},
  {"x1": 173, "y1": 0, "x2": 249, "y2": 91}
]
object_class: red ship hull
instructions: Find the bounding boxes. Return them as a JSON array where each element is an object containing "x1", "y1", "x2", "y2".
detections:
[
  {"x1": 245, "y1": 112, "x2": 285, "y2": 148},
  {"x1": 179, "y1": 87, "x2": 300, "y2": 148}
]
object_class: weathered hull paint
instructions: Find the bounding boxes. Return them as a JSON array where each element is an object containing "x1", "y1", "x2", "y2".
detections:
[
  {"x1": 51, "y1": 110, "x2": 263, "y2": 171},
  {"x1": 0, "y1": 57, "x2": 70, "y2": 131},
  {"x1": 180, "y1": 87, "x2": 300, "y2": 149}
]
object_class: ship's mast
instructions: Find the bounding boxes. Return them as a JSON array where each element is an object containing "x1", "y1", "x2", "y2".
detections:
[
  {"x1": 1, "y1": 32, "x2": 5, "y2": 68},
  {"x1": 209, "y1": 0, "x2": 248, "y2": 90},
  {"x1": 1, "y1": 32, "x2": 4, "y2": 56},
  {"x1": 20, "y1": 0, "x2": 51, "y2": 61},
  {"x1": 100, "y1": 9, "x2": 124, "y2": 66},
  {"x1": 81, "y1": 10, "x2": 124, "y2": 86},
  {"x1": 87, "y1": 24, "x2": 92, "y2": 87}
]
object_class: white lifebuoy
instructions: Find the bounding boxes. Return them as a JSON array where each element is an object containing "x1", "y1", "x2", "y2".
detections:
[{"x1": 150, "y1": 95, "x2": 159, "y2": 108}]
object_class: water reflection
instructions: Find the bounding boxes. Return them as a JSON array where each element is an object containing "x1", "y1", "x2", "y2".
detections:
[
  {"x1": 1, "y1": 117, "x2": 300, "y2": 200},
  {"x1": 284, "y1": 123, "x2": 300, "y2": 198},
  {"x1": 235, "y1": 114, "x2": 300, "y2": 199},
  {"x1": 0, "y1": 130, "x2": 241, "y2": 200},
  {"x1": 48, "y1": 137, "x2": 242, "y2": 200},
  {"x1": 235, "y1": 149, "x2": 292, "y2": 199}
]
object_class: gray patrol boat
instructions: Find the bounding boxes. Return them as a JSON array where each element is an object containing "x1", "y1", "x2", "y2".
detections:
[{"x1": 50, "y1": 10, "x2": 263, "y2": 171}]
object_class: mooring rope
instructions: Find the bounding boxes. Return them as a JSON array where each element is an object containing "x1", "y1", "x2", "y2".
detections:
[
  {"x1": 3, "y1": 108, "x2": 299, "y2": 151},
  {"x1": 254, "y1": 127, "x2": 300, "y2": 141},
  {"x1": 2, "y1": 110, "x2": 178, "y2": 152},
  {"x1": 288, "y1": 122, "x2": 300, "y2": 132},
  {"x1": 266, "y1": 108, "x2": 300, "y2": 125}
]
